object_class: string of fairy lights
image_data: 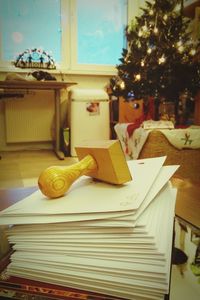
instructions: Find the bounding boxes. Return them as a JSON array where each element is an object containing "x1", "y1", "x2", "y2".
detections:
[{"x1": 110, "y1": 0, "x2": 200, "y2": 101}]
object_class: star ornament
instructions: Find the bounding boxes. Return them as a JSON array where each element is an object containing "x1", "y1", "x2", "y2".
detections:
[{"x1": 158, "y1": 55, "x2": 166, "y2": 64}]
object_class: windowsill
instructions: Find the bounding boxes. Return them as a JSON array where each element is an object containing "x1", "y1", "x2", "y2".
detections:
[{"x1": 0, "y1": 66, "x2": 117, "y2": 77}]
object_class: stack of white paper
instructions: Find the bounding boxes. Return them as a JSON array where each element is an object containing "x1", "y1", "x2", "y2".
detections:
[{"x1": 0, "y1": 157, "x2": 178, "y2": 300}]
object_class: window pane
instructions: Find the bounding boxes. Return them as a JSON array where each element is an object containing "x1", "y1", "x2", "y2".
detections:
[
  {"x1": 77, "y1": 0, "x2": 127, "y2": 65},
  {"x1": 0, "y1": 0, "x2": 61, "y2": 63}
]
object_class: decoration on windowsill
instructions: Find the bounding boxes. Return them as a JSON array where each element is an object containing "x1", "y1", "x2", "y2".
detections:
[
  {"x1": 30, "y1": 70, "x2": 56, "y2": 81},
  {"x1": 13, "y1": 48, "x2": 56, "y2": 69}
]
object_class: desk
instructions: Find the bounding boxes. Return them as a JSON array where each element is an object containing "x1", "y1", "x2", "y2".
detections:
[
  {"x1": 0, "y1": 80, "x2": 77, "y2": 160},
  {"x1": 172, "y1": 178, "x2": 200, "y2": 231},
  {"x1": 170, "y1": 178, "x2": 200, "y2": 294}
]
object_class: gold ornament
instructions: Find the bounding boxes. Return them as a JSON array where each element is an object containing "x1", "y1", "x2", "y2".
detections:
[
  {"x1": 142, "y1": 25, "x2": 148, "y2": 32},
  {"x1": 137, "y1": 40, "x2": 142, "y2": 48},
  {"x1": 176, "y1": 41, "x2": 184, "y2": 53},
  {"x1": 189, "y1": 49, "x2": 196, "y2": 56},
  {"x1": 120, "y1": 81, "x2": 125, "y2": 89},
  {"x1": 177, "y1": 41, "x2": 183, "y2": 47},
  {"x1": 163, "y1": 14, "x2": 168, "y2": 21},
  {"x1": 149, "y1": 9, "x2": 154, "y2": 16},
  {"x1": 147, "y1": 48, "x2": 152, "y2": 54},
  {"x1": 178, "y1": 45, "x2": 184, "y2": 53},
  {"x1": 153, "y1": 27, "x2": 158, "y2": 34},
  {"x1": 138, "y1": 30, "x2": 143, "y2": 37},
  {"x1": 139, "y1": 21, "x2": 150, "y2": 38},
  {"x1": 135, "y1": 74, "x2": 141, "y2": 81}
]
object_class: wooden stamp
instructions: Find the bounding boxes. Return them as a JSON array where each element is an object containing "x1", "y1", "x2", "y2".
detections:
[{"x1": 38, "y1": 140, "x2": 132, "y2": 198}]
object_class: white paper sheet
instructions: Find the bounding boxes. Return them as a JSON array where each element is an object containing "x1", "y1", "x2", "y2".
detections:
[
  {"x1": 2, "y1": 156, "x2": 166, "y2": 216},
  {"x1": 3, "y1": 156, "x2": 177, "y2": 300},
  {"x1": 0, "y1": 157, "x2": 167, "y2": 225}
]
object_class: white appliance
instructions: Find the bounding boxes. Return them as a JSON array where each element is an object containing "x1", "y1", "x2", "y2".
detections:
[{"x1": 69, "y1": 88, "x2": 110, "y2": 156}]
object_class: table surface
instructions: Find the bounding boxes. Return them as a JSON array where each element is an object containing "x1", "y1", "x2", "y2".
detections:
[
  {"x1": 0, "y1": 179, "x2": 199, "y2": 230},
  {"x1": 0, "y1": 80, "x2": 77, "y2": 90},
  {"x1": 171, "y1": 178, "x2": 200, "y2": 230}
]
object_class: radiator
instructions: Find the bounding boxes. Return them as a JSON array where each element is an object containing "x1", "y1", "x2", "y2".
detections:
[{"x1": 5, "y1": 91, "x2": 55, "y2": 143}]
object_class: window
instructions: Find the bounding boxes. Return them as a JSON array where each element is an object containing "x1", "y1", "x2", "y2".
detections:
[
  {"x1": 77, "y1": 0, "x2": 127, "y2": 65},
  {"x1": 0, "y1": 0, "x2": 62, "y2": 65},
  {"x1": 0, "y1": 0, "x2": 137, "y2": 75}
]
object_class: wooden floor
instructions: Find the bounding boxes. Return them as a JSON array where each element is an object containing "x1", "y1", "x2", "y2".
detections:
[{"x1": 0, "y1": 150, "x2": 77, "y2": 189}]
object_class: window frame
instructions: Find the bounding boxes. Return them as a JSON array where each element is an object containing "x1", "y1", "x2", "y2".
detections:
[{"x1": 0, "y1": 0, "x2": 140, "y2": 75}]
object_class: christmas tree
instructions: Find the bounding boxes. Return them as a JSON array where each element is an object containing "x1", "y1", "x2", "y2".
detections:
[{"x1": 109, "y1": 0, "x2": 200, "y2": 110}]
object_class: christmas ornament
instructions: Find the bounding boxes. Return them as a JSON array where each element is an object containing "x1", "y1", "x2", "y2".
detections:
[
  {"x1": 158, "y1": 55, "x2": 166, "y2": 64},
  {"x1": 135, "y1": 74, "x2": 141, "y2": 81}
]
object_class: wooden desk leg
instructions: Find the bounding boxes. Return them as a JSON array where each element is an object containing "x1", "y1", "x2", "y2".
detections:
[{"x1": 54, "y1": 89, "x2": 64, "y2": 160}]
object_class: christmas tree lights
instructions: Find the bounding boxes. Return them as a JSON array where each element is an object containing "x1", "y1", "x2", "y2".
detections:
[{"x1": 109, "y1": 0, "x2": 200, "y2": 105}]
